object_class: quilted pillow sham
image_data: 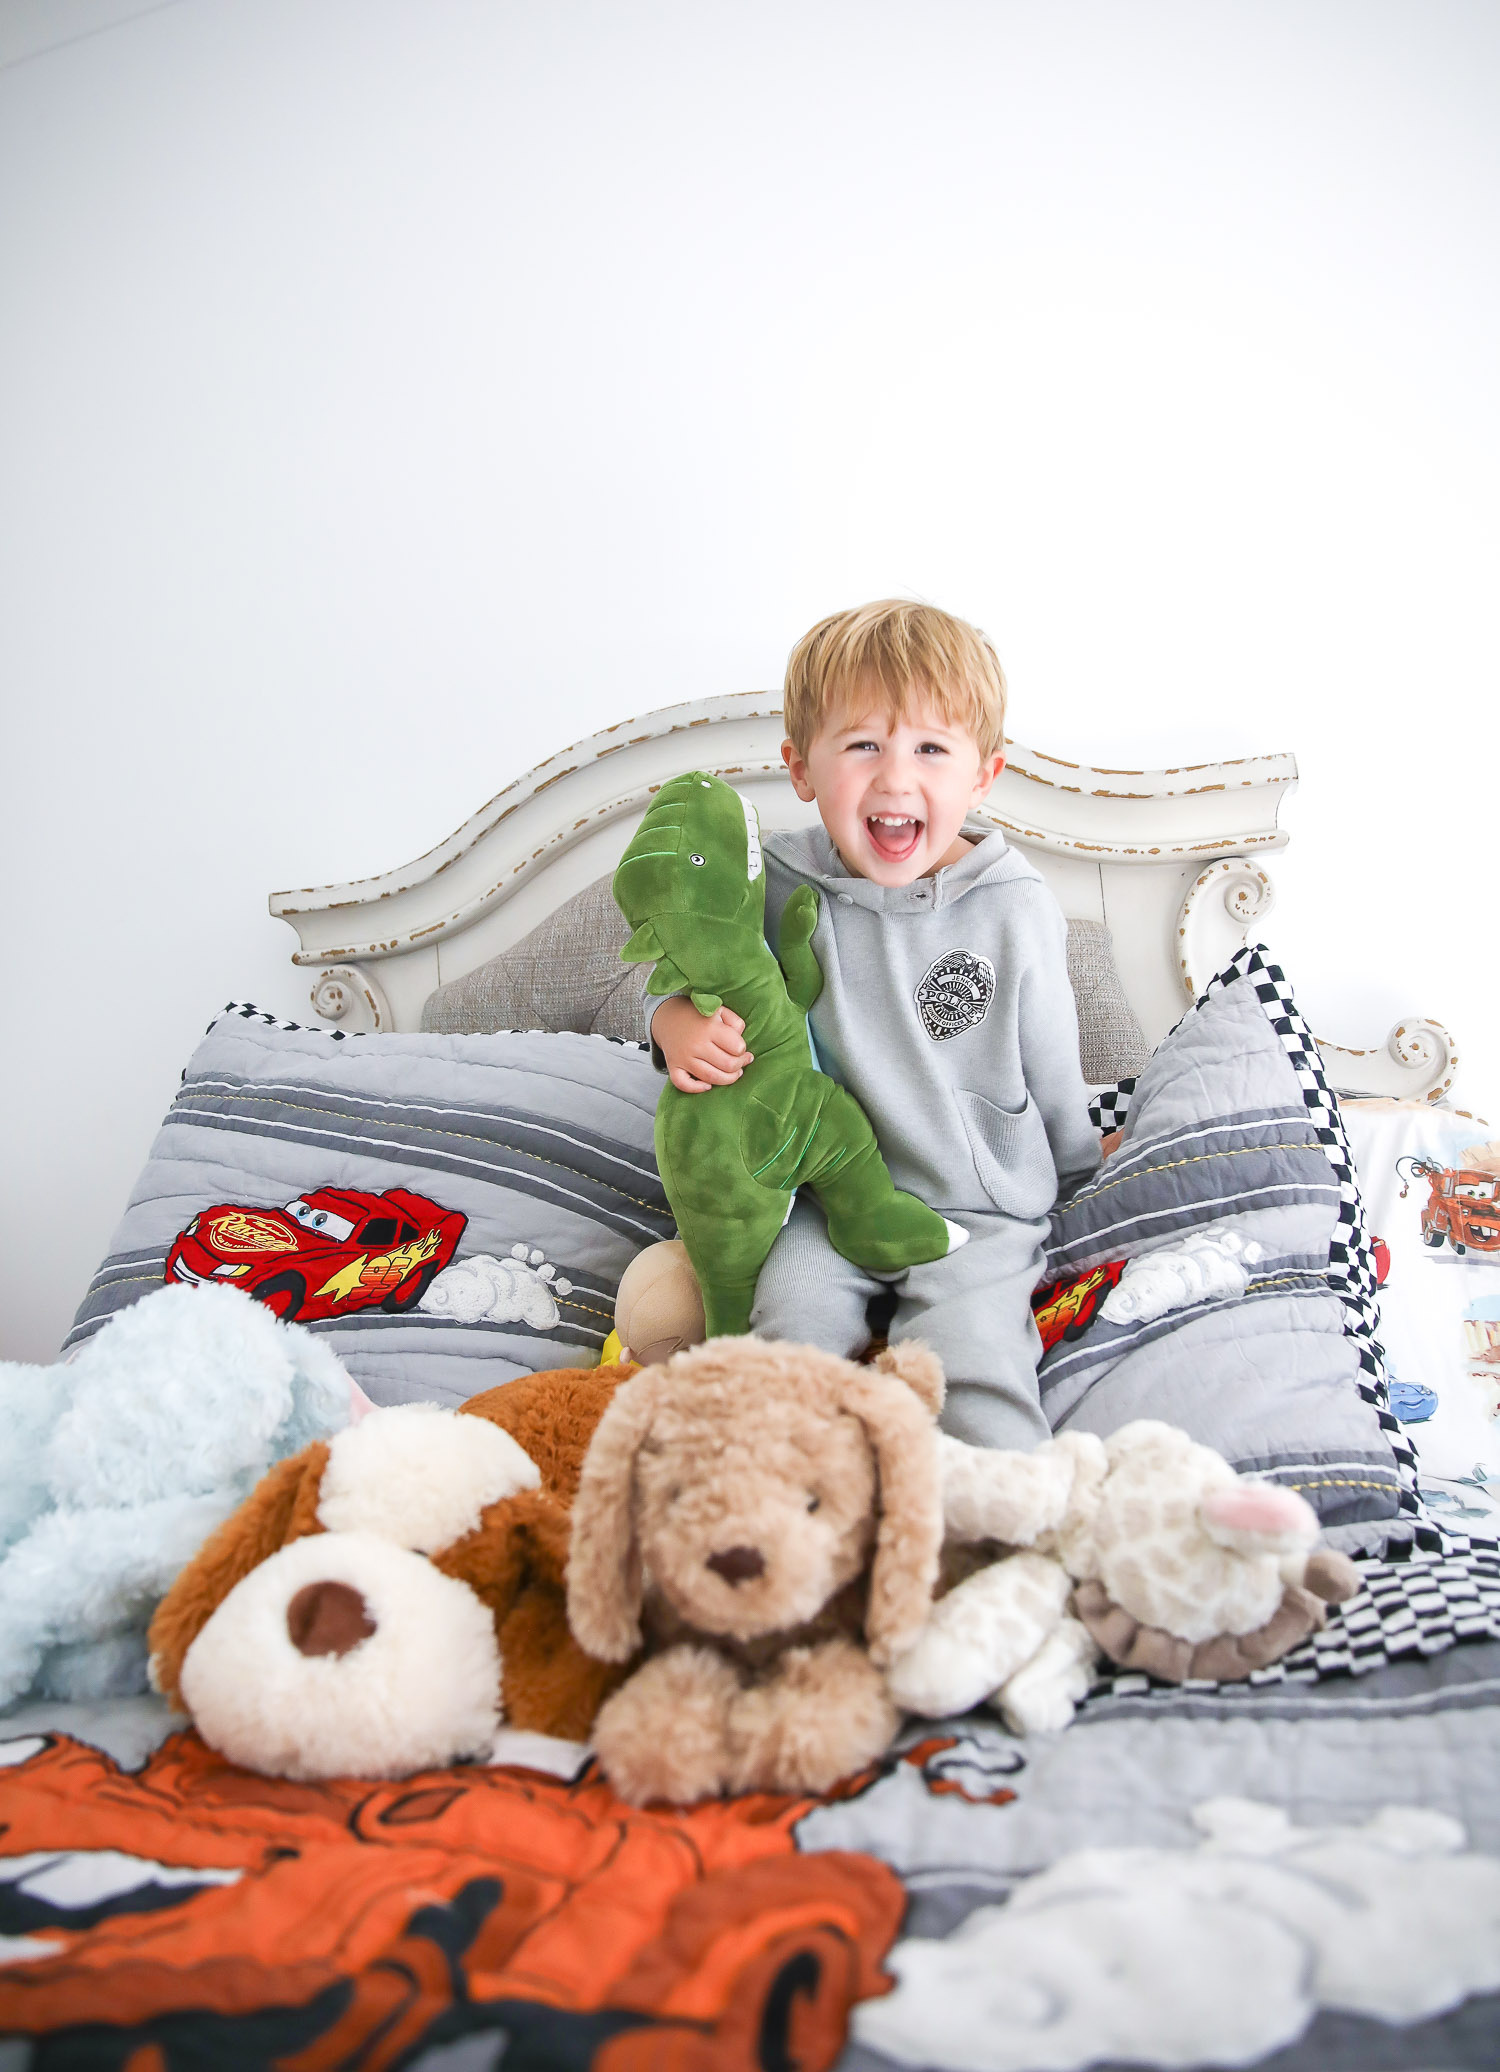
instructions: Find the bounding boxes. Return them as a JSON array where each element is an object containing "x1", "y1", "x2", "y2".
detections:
[
  {"x1": 1039, "y1": 947, "x2": 1418, "y2": 1556},
  {"x1": 67, "y1": 1006, "x2": 674, "y2": 1407}
]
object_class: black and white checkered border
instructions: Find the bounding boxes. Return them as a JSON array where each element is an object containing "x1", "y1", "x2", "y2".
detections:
[
  {"x1": 1087, "y1": 1545, "x2": 1500, "y2": 1701},
  {"x1": 208, "y1": 1001, "x2": 353, "y2": 1040},
  {"x1": 185, "y1": 1002, "x2": 354, "y2": 1082},
  {"x1": 1087, "y1": 1080, "x2": 1137, "y2": 1136},
  {"x1": 1196, "y1": 945, "x2": 1452, "y2": 1553}
]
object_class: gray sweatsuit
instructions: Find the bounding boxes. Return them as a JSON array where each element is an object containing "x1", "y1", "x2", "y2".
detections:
[{"x1": 748, "y1": 825, "x2": 1100, "y2": 1449}]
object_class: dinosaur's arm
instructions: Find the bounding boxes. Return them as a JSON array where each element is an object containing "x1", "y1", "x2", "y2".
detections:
[
  {"x1": 776, "y1": 886, "x2": 823, "y2": 1012},
  {"x1": 624, "y1": 925, "x2": 720, "y2": 1016}
]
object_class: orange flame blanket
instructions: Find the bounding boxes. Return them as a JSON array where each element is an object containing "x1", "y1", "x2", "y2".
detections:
[{"x1": 0, "y1": 1729, "x2": 906, "y2": 2071}]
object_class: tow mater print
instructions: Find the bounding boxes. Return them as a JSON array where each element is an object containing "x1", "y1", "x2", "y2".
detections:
[
  {"x1": 166, "y1": 1186, "x2": 466, "y2": 1321},
  {"x1": 1397, "y1": 1156, "x2": 1500, "y2": 1260}
]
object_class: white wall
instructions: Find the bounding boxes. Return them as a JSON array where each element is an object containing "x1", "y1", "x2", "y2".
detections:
[{"x1": 2, "y1": 0, "x2": 1496, "y2": 1361}]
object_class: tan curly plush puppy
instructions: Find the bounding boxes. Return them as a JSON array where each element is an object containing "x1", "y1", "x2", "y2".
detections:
[{"x1": 566, "y1": 1336, "x2": 945, "y2": 1806}]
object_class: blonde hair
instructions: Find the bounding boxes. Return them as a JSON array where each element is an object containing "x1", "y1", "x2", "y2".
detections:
[{"x1": 783, "y1": 600, "x2": 1007, "y2": 760}]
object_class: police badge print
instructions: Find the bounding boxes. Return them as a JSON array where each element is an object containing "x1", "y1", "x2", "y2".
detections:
[{"x1": 915, "y1": 949, "x2": 996, "y2": 1040}]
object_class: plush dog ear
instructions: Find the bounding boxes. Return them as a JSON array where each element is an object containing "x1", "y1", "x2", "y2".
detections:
[
  {"x1": 839, "y1": 1370, "x2": 943, "y2": 1668},
  {"x1": 148, "y1": 1441, "x2": 330, "y2": 1707},
  {"x1": 437, "y1": 1488, "x2": 628, "y2": 1741},
  {"x1": 434, "y1": 1486, "x2": 571, "y2": 1620},
  {"x1": 873, "y1": 1340, "x2": 945, "y2": 1417},
  {"x1": 564, "y1": 1369, "x2": 661, "y2": 1663}
]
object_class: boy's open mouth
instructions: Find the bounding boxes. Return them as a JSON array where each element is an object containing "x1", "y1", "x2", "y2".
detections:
[{"x1": 866, "y1": 814, "x2": 923, "y2": 862}]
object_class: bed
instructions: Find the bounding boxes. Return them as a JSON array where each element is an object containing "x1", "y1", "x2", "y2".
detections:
[{"x1": 4, "y1": 695, "x2": 1498, "y2": 2072}]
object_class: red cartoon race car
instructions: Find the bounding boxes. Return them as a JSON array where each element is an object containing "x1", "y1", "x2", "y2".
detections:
[{"x1": 165, "y1": 1186, "x2": 467, "y2": 1321}]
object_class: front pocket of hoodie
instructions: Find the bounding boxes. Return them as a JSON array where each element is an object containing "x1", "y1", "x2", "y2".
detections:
[{"x1": 956, "y1": 1090, "x2": 1057, "y2": 1219}]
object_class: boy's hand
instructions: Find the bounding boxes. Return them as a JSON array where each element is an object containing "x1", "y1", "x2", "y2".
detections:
[{"x1": 652, "y1": 996, "x2": 753, "y2": 1094}]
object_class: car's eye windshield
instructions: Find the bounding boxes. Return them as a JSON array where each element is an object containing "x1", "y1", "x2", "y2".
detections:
[{"x1": 284, "y1": 1199, "x2": 356, "y2": 1243}]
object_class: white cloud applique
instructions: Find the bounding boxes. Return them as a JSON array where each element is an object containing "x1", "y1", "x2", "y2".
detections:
[
  {"x1": 417, "y1": 1247, "x2": 573, "y2": 1330},
  {"x1": 1099, "y1": 1230, "x2": 1263, "y2": 1327},
  {"x1": 853, "y1": 1799, "x2": 1500, "y2": 2071}
]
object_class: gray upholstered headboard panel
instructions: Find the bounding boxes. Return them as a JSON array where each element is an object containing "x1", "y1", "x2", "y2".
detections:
[
  {"x1": 422, "y1": 874, "x2": 653, "y2": 1046},
  {"x1": 420, "y1": 872, "x2": 1153, "y2": 1086}
]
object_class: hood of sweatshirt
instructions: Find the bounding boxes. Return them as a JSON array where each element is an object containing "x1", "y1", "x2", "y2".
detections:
[{"x1": 761, "y1": 824, "x2": 1041, "y2": 915}]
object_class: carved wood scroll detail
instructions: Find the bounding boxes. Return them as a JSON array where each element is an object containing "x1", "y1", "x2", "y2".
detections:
[
  {"x1": 310, "y1": 965, "x2": 391, "y2": 1035},
  {"x1": 1176, "y1": 859, "x2": 1453, "y2": 1101}
]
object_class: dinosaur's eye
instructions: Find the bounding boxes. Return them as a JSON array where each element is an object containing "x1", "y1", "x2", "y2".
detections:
[{"x1": 689, "y1": 854, "x2": 705, "y2": 866}]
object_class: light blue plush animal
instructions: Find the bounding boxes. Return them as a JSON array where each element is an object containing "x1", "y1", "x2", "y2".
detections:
[{"x1": 0, "y1": 1284, "x2": 355, "y2": 1710}]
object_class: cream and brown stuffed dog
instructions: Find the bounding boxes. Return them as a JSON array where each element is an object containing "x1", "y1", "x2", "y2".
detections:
[
  {"x1": 566, "y1": 1336, "x2": 945, "y2": 1806},
  {"x1": 149, "y1": 1364, "x2": 634, "y2": 1779}
]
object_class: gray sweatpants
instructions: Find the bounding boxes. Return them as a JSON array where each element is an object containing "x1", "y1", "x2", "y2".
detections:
[{"x1": 750, "y1": 1195, "x2": 1052, "y2": 1451}]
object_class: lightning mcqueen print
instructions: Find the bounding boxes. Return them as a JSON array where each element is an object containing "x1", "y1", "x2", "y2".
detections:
[
  {"x1": 165, "y1": 1186, "x2": 466, "y2": 1321},
  {"x1": 1030, "y1": 1257, "x2": 1127, "y2": 1351}
]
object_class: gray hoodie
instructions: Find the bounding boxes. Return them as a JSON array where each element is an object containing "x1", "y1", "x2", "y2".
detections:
[{"x1": 760, "y1": 826, "x2": 1100, "y2": 1220}]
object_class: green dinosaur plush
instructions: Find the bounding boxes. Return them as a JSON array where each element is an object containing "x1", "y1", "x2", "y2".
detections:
[{"x1": 614, "y1": 771, "x2": 962, "y2": 1338}]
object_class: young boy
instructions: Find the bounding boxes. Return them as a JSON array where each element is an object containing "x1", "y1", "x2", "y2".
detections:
[{"x1": 651, "y1": 601, "x2": 1100, "y2": 1450}]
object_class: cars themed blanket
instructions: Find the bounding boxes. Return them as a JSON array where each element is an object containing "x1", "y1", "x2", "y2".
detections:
[
  {"x1": 3, "y1": 1556, "x2": 1500, "y2": 2072},
  {"x1": 9, "y1": 978, "x2": 1500, "y2": 2067}
]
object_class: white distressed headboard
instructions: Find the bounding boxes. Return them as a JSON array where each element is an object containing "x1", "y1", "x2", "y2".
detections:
[{"x1": 270, "y1": 692, "x2": 1455, "y2": 1101}]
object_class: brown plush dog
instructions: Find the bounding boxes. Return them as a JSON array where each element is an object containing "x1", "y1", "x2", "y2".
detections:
[
  {"x1": 565, "y1": 1336, "x2": 946, "y2": 1806},
  {"x1": 149, "y1": 1364, "x2": 633, "y2": 1778}
]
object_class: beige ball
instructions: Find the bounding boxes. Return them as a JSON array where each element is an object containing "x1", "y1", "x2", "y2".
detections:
[{"x1": 615, "y1": 1240, "x2": 705, "y2": 1365}]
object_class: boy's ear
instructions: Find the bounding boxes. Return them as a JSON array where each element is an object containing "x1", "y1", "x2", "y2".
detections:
[
  {"x1": 781, "y1": 737, "x2": 817, "y2": 805},
  {"x1": 620, "y1": 923, "x2": 663, "y2": 964},
  {"x1": 973, "y1": 750, "x2": 1005, "y2": 802}
]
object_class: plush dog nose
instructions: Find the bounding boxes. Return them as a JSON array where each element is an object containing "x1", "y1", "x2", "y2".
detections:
[
  {"x1": 286, "y1": 1580, "x2": 377, "y2": 1657},
  {"x1": 706, "y1": 1545, "x2": 765, "y2": 1585}
]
